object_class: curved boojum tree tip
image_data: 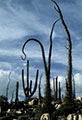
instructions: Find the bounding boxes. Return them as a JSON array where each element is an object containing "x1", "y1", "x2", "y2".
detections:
[{"x1": 21, "y1": 38, "x2": 45, "y2": 60}]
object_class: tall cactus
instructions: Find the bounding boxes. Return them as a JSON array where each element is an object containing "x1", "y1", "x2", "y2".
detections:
[
  {"x1": 56, "y1": 76, "x2": 58, "y2": 101},
  {"x1": 59, "y1": 81, "x2": 61, "y2": 101},
  {"x1": 51, "y1": 0, "x2": 72, "y2": 101},
  {"x1": 22, "y1": 60, "x2": 39, "y2": 98},
  {"x1": 21, "y1": 20, "x2": 59, "y2": 113},
  {"x1": 53, "y1": 77, "x2": 61, "y2": 101},
  {"x1": 15, "y1": 81, "x2": 19, "y2": 104},
  {"x1": 38, "y1": 73, "x2": 42, "y2": 105}
]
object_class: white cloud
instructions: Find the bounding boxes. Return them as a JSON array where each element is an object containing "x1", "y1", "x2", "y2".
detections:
[
  {"x1": 74, "y1": 73, "x2": 82, "y2": 97},
  {"x1": 0, "y1": 49, "x2": 21, "y2": 57},
  {"x1": 50, "y1": 73, "x2": 82, "y2": 98},
  {"x1": 0, "y1": 68, "x2": 82, "y2": 100},
  {"x1": 0, "y1": 62, "x2": 12, "y2": 69},
  {"x1": 0, "y1": 69, "x2": 22, "y2": 100}
]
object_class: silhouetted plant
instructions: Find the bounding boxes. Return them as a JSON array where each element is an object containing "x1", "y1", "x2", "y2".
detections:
[
  {"x1": 53, "y1": 77, "x2": 61, "y2": 101},
  {"x1": 38, "y1": 73, "x2": 42, "y2": 105},
  {"x1": 22, "y1": 60, "x2": 39, "y2": 99},
  {"x1": 53, "y1": 77, "x2": 58, "y2": 101},
  {"x1": 51, "y1": 0, "x2": 72, "y2": 101},
  {"x1": 0, "y1": 95, "x2": 8, "y2": 112},
  {"x1": 59, "y1": 81, "x2": 61, "y2": 101},
  {"x1": 21, "y1": 19, "x2": 59, "y2": 113},
  {"x1": 15, "y1": 81, "x2": 19, "y2": 104},
  {"x1": 6, "y1": 72, "x2": 11, "y2": 100}
]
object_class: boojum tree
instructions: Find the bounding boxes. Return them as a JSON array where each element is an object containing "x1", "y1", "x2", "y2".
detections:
[
  {"x1": 6, "y1": 72, "x2": 11, "y2": 100},
  {"x1": 21, "y1": 19, "x2": 59, "y2": 112},
  {"x1": 51, "y1": 0, "x2": 72, "y2": 101}
]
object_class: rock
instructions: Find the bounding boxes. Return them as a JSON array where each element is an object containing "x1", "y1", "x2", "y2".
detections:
[
  {"x1": 79, "y1": 114, "x2": 82, "y2": 120},
  {"x1": 16, "y1": 110, "x2": 22, "y2": 115},
  {"x1": 55, "y1": 104, "x2": 61, "y2": 110},
  {"x1": 51, "y1": 101, "x2": 55, "y2": 105},
  {"x1": 67, "y1": 114, "x2": 82, "y2": 120},
  {"x1": 40, "y1": 113, "x2": 50, "y2": 120},
  {"x1": 28, "y1": 99, "x2": 38, "y2": 106},
  {"x1": 76, "y1": 97, "x2": 82, "y2": 101},
  {"x1": 67, "y1": 114, "x2": 73, "y2": 120},
  {"x1": 7, "y1": 109, "x2": 11, "y2": 113}
]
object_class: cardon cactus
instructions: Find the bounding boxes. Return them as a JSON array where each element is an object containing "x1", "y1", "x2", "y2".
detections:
[
  {"x1": 22, "y1": 60, "x2": 39, "y2": 99},
  {"x1": 59, "y1": 81, "x2": 61, "y2": 101},
  {"x1": 53, "y1": 77, "x2": 61, "y2": 101},
  {"x1": 15, "y1": 81, "x2": 19, "y2": 104}
]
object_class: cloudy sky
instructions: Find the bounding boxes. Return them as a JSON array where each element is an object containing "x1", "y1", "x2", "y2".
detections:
[{"x1": 0, "y1": 0, "x2": 82, "y2": 100}]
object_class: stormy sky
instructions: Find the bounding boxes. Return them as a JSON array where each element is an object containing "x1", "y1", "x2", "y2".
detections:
[{"x1": 0, "y1": 0, "x2": 82, "y2": 100}]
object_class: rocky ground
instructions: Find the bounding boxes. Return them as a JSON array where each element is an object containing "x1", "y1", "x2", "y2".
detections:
[{"x1": 0, "y1": 96, "x2": 82, "y2": 120}]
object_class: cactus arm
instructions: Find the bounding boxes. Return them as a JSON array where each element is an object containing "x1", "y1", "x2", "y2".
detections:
[
  {"x1": 22, "y1": 69, "x2": 27, "y2": 96},
  {"x1": 56, "y1": 76, "x2": 58, "y2": 101},
  {"x1": 38, "y1": 73, "x2": 42, "y2": 105},
  {"x1": 15, "y1": 81, "x2": 19, "y2": 103},
  {"x1": 38, "y1": 73, "x2": 42, "y2": 98},
  {"x1": 26, "y1": 60, "x2": 29, "y2": 96},
  {"x1": 59, "y1": 81, "x2": 61, "y2": 100},
  {"x1": 29, "y1": 80, "x2": 32, "y2": 94},
  {"x1": 39, "y1": 73, "x2": 42, "y2": 88},
  {"x1": 29, "y1": 69, "x2": 39, "y2": 98}
]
